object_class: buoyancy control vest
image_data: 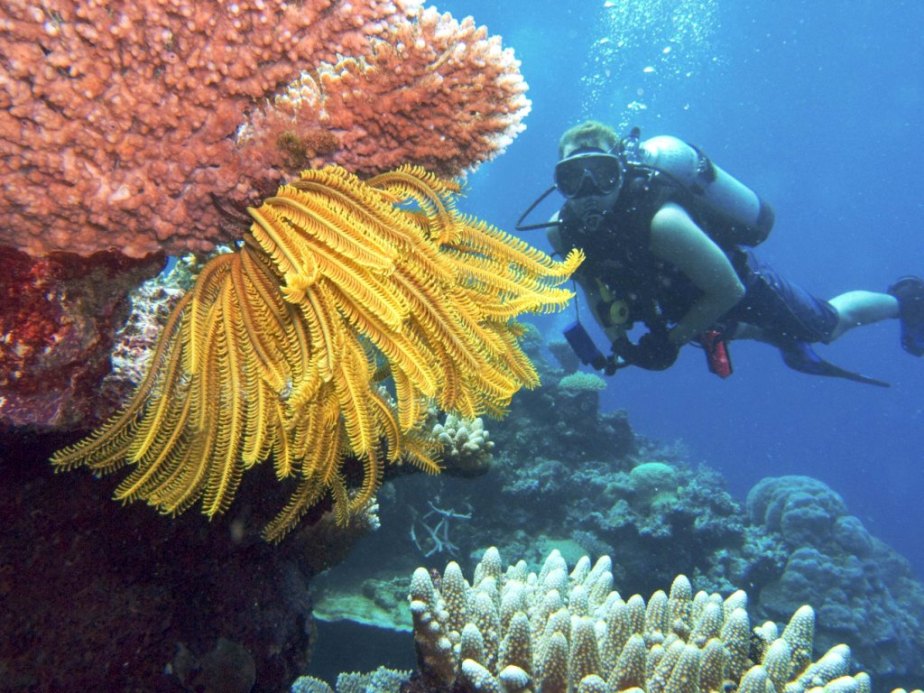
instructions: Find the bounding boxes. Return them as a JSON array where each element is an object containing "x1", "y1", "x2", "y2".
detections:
[
  {"x1": 558, "y1": 168, "x2": 667, "y2": 329},
  {"x1": 558, "y1": 132, "x2": 774, "y2": 330}
]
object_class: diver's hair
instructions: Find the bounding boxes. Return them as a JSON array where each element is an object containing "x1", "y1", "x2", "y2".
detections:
[{"x1": 558, "y1": 120, "x2": 620, "y2": 159}]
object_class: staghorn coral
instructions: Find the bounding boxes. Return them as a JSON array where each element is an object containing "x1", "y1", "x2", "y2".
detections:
[
  {"x1": 0, "y1": 0, "x2": 529, "y2": 258},
  {"x1": 410, "y1": 499, "x2": 473, "y2": 558},
  {"x1": 51, "y1": 165, "x2": 582, "y2": 541},
  {"x1": 409, "y1": 546, "x2": 900, "y2": 693}
]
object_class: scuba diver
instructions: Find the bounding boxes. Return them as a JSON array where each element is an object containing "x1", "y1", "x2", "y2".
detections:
[{"x1": 517, "y1": 121, "x2": 924, "y2": 386}]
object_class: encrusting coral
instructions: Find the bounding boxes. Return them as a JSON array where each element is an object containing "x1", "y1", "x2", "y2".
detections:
[
  {"x1": 51, "y1": 166, "x2": 582, "y2": 541},
  {"x1": 409, "y1": 546, "x2": 912, "y2": 693}
]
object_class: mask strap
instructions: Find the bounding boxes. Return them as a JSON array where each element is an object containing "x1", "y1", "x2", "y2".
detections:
[{"x1": 515, "y1": 185, "x2": 561, "y2": 231}]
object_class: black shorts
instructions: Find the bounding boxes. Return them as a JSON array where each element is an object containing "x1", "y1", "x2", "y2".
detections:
[{"x1": 727, "y1": 250, "x2": 839, "y2": 344}]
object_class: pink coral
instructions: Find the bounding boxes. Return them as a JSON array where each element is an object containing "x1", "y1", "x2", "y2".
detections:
[
  {"x1": 0, "y1": 1, "x2": 530, "y2": 259},
  {"x1": 237, "y1": 8, "x2": 530, "y2": 179}
]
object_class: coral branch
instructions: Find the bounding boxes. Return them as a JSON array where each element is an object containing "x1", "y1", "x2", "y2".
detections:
[{"x1": 409, "y1": 547, "x2": 906, "y2": 693}]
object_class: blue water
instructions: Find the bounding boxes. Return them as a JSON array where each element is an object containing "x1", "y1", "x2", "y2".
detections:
[{"x1": 437, "y1": 0, "x2": 924, "y2": 576}]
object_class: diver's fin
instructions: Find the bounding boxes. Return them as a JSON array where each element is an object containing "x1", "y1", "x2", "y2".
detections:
[{"x1": 779, "y1": 340, "x2": 890, "y2": 388}]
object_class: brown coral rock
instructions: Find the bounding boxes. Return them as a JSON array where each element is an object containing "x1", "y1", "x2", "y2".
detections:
[{"x1": 0, "y1": 244, "x2": 164, "y2": 430}]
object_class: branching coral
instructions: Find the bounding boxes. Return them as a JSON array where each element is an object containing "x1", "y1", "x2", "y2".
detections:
[
  {"x1": 292, "y1": 667, "x2": 410, "y2": 693},
  {"x1": 432, "y1": 414, "x2": 495, "y2": 476},
  {"x1": 409, "y1": 546, "x2": 907, "y2": 693},
  {"x1": 51, "y1": 166, "x2": 582, "y2": 541},
  {"x1": 410, "y1": 500, "x2": 473, "y2": 558}
]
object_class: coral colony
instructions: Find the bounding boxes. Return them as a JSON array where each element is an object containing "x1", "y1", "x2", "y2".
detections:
[{"x1": 0, "y1": 1, "x2": 529, "y2": 257}]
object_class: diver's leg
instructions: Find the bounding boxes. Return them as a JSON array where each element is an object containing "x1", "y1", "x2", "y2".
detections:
[
  {"x1": 827, "y1": 291, "x2": 899, "y2": 341},
  {"x1": 726, "y1": 255, "x2": 839, "y2": 345},
  {"x1": 887, "y1": 276, "x2": 924, "y2": 356}
]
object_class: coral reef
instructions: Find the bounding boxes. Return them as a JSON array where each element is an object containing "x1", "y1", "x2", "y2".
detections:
[
  {"x1": 1, "y1": 419, "x2": 388, "y2": 689},
  {"x1": 0, "y1": 433, "x2": 334, "y2": 690},
  {"x1": 408, "y1": 546, "x2": 884, "y2": 693},
  {"x1": 102, "y1": 253, "x2": 213, "y2": 402},
  {"x1": 292, "y1": 666, "x2": 410, "y2": 693},
  {"x1": 282, "y1": 342, "x2": 924, "y2": 688},
  {"x1": 433, "y1": 413, "x2": 496, "y2": 477},
  {"x1": 496, "y1": 453, "x2": 743, "y2": 579},
  {"x1": 0, "y1": 0, "x2": 529, "y2": 258},
  {"x1": 495, "y1": 337, "x2": 637, "y2": 463},
  {"x1": 0, "y1": 246, "x2": 164, "y2": 430},
  {"x1": 0, "y1": 0, "x2": 533, "y2": 433},
  {"x1": 296, "y1": 350, "x2": 742, "y2": 636},
  {"x1": 746, "y1": 476, "x2": 924, "y2": 687},
  {"x1": 51, "y1": 166, "x2": 582, "y2": 540},
  {"x1": 493, "y1": 412, "x2": 742, "y2": 595}
]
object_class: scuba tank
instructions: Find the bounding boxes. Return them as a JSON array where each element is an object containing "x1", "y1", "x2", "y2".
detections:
[{"x1": 631, "y1": 134, "x2": 775, "y2": 247}]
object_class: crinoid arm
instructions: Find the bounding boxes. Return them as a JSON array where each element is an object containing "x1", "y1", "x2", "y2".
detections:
[{"x1": 52, "y1": 165, "x2": 581, "y2": 541}]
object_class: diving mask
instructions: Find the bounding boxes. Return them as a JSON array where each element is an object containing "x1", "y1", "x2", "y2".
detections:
[{"x1": 554, "y1": 151, "x2": 624, "y2": 198}]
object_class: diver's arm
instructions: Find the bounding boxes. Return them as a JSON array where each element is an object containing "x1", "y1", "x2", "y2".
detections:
[{"x1": 649, "y1": 203, "x2": 745, "y2": 345}]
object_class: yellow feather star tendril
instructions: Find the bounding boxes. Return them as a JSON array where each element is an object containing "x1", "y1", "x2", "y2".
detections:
[{"x1": 51, "y1": 165, "x2": 583, "y2": 541}]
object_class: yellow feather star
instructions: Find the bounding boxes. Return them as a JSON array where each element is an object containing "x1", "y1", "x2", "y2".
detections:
[{"x1": 51, "y1": 165, "x2": 583, "y2": 541}]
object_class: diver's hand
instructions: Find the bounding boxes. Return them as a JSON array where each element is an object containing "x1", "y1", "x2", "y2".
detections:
[
  {"x1": 626, "y1": 329, "x2": 679, "y2": 371},
  {"x1": 591, "y1": 354, "x2": 620, "y2": 376}
]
